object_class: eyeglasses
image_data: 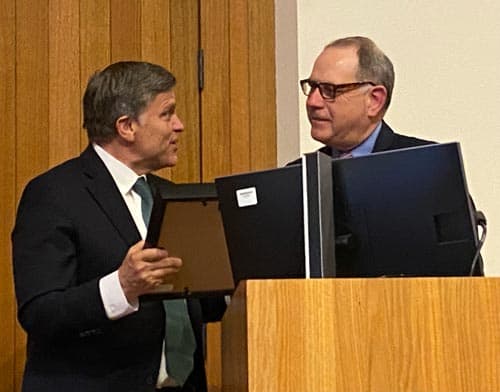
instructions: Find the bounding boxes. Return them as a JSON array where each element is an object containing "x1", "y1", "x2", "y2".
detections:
[{"x1": 299, "y1": 79, "x2": 375, "y2": 101}]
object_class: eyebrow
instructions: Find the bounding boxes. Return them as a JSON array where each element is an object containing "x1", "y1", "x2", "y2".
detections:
[{"x1": 161, "y1": 102, "x2": 176, "y2": 113}]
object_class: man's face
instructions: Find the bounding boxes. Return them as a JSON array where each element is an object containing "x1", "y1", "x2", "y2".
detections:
[
  {"x1": 306, "y1": 46, "x2": 374, "y2": 151},
  {"x1": 130, "y1": 90, "x2": 184, "y2": 173}
]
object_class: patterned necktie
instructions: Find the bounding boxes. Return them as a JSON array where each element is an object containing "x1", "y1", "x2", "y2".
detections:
[{"x1": 132, "y1": 177, "x2": 196, "y2": 386}]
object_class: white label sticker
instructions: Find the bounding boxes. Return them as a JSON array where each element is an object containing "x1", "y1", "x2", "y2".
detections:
[{"x1": 236, "y1": 187, "x2": 258, "y2": 207}]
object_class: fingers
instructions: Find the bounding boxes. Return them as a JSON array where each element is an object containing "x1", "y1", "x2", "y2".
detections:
[
  {"x1": 118, "y1": 241, "x2": 183, "y2": 300},
  {"x1": 148, "y1": 256, "x2": 182, "y2": 271},
  {"x1": 140, "y1": 247, "x2": 170, "y2": 263}
]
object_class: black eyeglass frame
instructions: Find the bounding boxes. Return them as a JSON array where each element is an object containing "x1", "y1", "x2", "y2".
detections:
[{"x1": 299, "y1": 79, "x2": 375, "y2": 101}]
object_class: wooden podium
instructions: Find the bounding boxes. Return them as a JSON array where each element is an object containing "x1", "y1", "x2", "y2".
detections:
[{"x1": 221, "y1": 278, "x2": 500, "y2": 392}]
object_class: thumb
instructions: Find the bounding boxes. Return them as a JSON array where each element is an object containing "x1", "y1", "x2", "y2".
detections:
[{"x1": 130, "y1": 240, "x2": 146, "y2": 252}]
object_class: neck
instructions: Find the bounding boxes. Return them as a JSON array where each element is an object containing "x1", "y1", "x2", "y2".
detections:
[{"x1": 95, "y1": 140, "x2": 147, "y2": 175}]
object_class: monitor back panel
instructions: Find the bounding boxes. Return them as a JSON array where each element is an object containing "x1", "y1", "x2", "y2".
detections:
[
  {"x1": 215, "y1": 165, "x2": 305, "y2": 284},
  {"x1": 332, "y1": 143, "x2": 477, "y2": 277}
]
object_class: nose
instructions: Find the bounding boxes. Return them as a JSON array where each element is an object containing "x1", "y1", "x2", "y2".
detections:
[
  {"x1": 172, "y1": 114, "x2": 184, "y2": 132},
  {"x1": 306, "y1": 87, "x2": 324, "y2": 108}
]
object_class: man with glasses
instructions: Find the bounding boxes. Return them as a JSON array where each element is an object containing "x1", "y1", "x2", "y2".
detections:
[
  {"x1": 296, "y1": 36, "x2": 483, "y2": 275},
  {"x1": 299, "y1": 36, "x2": 430, "y2": 158}
]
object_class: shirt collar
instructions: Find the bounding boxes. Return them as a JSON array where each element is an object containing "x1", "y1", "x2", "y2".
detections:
[
  {"x1": 92, "y1": 143, "x2": 144, "y2": 195},
  {"x1": 350, "y1": 122, "x2": 383, "y2": 157},
  {"x1": 332, "y1": 121, "x2": 383, "y2": 158}
]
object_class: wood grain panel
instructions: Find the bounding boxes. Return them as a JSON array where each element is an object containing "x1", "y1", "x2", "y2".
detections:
[
  {"x1": 200, "y1": 0, "x2": 231, "y2": 181},
  {"x1": 16, "y1": 0, "x2": 50, "y2": 188},
  {"x1": 15, "y1": 1, "x2": 50, "y2": 389},
  {"x1": 79, "y1": 0, "x2": 111, "y2": 149},
  {"x1": 140, "y1": 0, "x2": 171, "y2": 67},
  {"x1": 248, "y1": 0, "x2": 276, "y2": 170},
  {"x1": 167, "y1": 0, "x2": 200, "y2": 183},
  {"x1": 228, "y1": 0, "x2": 250, "y2": 174},
  {"x1": 141, "y1": 0, "x2": 172, "y2": 181},
  {"x1": 205, "y1": 323, "x2": 223, "y2": 392},
  {"x1": 224, "y1": 278, "x2": 500, "y2": 392},
  {"x1": 110, "y1": 0, "x2": 141, "y2": 61},
  {"x1": 139, "y1": 0, "x2": 202, "y2": 183},
  {"x1": 0, "y1": 2, "x2": 16, "y2": 391},
  {"x1": 49, "y1": 0, "x2": 81, "y2": 164},
  {"x1": 200, "y1": 3, "x2": 230, "y2": 389}
]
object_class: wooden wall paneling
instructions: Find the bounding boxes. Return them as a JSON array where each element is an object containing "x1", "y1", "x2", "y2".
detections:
[
  {"x1": 140, "y1": 0, "x2": 171, "y2": 67},
  {"x1": 0, "y1": 1, "x2": 16, "y2": 391},
  {"x1": 79, "y1": 0, "x2": 111, "y2": 149},
  {"x1": 204, "y1": 2, "x2": 252, "y2": 389},
  {"x1": 79, "y1": 0, "x2": 111, "y2": 76},
  {"x1": 140, "y1": 0, "x2": 173, "y2": 181},
  {"x1": 80, "y1": 0, "x2": 111, "y2": 150},
  {"x1": 200, "y1": 0, "x2": 231, "y2": 182},
  {"x1": 15, "y1": 0, "x2": 50, "y2": 389},
  {"x1": 200, "y1": 2, "x2": 230, "y2": 390},
  {"x1": 167, "y1": 0, "x2": 201, "y2": 183},
  {"x1": 248, "y1": 0, "x2": 276, "y2": 170},
  {"x1": 228, "y1": 0, "x2": 251, "y2": 174},
  {"x1": 49, "y1": 0, "x2": 82, "y2": 165},
  {"x1": 110, "y1": 0, "x2": 141, "y2": 61},
  {"x1": 205, "y1": 321, "x2": 223, "y2": 392},
  {"x1": 15, "y1": 0, "x2": 50, "y2": 187}
]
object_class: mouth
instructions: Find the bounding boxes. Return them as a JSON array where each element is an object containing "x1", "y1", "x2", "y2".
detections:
[
  {"x1": 308, "y1": 111, "x2": 330, "y2": 122},
  {"x1": 310, "y1": 117, "x2": 330, "y2": 123}
]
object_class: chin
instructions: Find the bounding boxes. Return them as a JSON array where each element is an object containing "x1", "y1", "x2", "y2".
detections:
[
  {"x1": 311, "y1": 128, "x2": 333, "y2": 145},
  {"x1": 166, "y1": 156, "x2": 178, "y2": 167}
]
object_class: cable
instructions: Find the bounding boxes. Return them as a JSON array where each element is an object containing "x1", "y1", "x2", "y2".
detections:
[{"x1": 469, "y1": 211, "x2": 487, "y2": 276}]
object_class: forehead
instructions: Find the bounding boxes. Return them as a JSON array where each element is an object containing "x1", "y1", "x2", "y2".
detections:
[
  {"x1": 145, "y1": 90, "x2": 175, "y2": 110},
  {"x1": 310, "y1": 46, "x2": 359, "y2": 83}
]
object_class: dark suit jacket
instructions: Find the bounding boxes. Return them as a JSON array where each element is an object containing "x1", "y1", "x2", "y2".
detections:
[
  {"x1": 317, "y1": 120, "x2": 434, "y2": 156},
  {"x1": 12, "y1": 145, "x2": 226, "y2": 392}
]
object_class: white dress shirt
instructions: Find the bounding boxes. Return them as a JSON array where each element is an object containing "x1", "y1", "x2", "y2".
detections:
[
  {"x1": 94, "y1": 143, "x2": 146, "y2": 319},
  {"x1": 93, "y1": 144, "x2": 173, "y2": 387}
]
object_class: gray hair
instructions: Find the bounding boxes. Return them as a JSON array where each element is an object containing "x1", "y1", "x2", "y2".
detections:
[
  {"x1": 326, "y1": 36, "x2": 394, "y2": 111},
  {"x1": 83, "y1": 61, "x2": 176, "y2": 143}
]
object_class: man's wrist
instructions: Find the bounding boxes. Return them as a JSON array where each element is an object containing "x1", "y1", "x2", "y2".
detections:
[{"x1": 99, "y1": 271, "x2": 139, "y2": 320}]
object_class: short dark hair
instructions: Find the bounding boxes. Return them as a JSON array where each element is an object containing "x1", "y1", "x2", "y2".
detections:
[
  {"x1": 326, "y1": 36, "x2": 395, "y2": 111},
  {"x1": 83, "y1": 61, "x2": 176, "y2": 143}
]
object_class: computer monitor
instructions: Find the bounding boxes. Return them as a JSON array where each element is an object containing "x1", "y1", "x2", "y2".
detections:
[
  {"x1": 331, "y1": 142, "x2": 479, "y2": 277},
  {"x1": 215, "y1": 142, "x2": 480, "y2": 283},
  {"x1": 215, "y1": 165, "x2": 306, "y2": 283}
]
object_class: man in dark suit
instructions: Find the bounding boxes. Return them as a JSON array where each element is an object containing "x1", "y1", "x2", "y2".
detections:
[
  {"x1": 297, "y1": 36, "x2": 483, "y2": 275},
  {"x1": 12, "y1": 61, "x2": 225, "y2": 392}
]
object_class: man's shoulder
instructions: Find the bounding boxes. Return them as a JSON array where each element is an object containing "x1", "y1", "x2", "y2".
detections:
[
  {"x1": 25, "y1": 155, "x2": 84, "y2": 188},
  {"x1": 374, "y1": 122, "x2": 435, "y2": 152}
]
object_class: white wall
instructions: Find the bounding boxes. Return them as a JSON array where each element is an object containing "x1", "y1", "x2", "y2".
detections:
[{"x1": 276, "y1": 0, "x2": 500, "y2": 275}]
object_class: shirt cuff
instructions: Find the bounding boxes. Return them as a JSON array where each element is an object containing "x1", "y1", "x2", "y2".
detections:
[{"x1": 99, "y1": 270, "x2": 139, "y2": 320}]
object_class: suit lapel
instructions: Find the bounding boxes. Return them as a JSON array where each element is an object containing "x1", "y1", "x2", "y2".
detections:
[
  {"x1": 372, "y1": 121, "x2": 396, "y2": 152},
  {"x1": 79, "y1": 146, "x2": 141, "y2": 246}
]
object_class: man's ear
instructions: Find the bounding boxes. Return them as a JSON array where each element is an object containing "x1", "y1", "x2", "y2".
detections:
[
  {"x1": 367, "y1": 85, "x2": 388, "y2": 117},
  {"x1": 115, "y1": 115, "x2": 136, "y2": 142}
]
